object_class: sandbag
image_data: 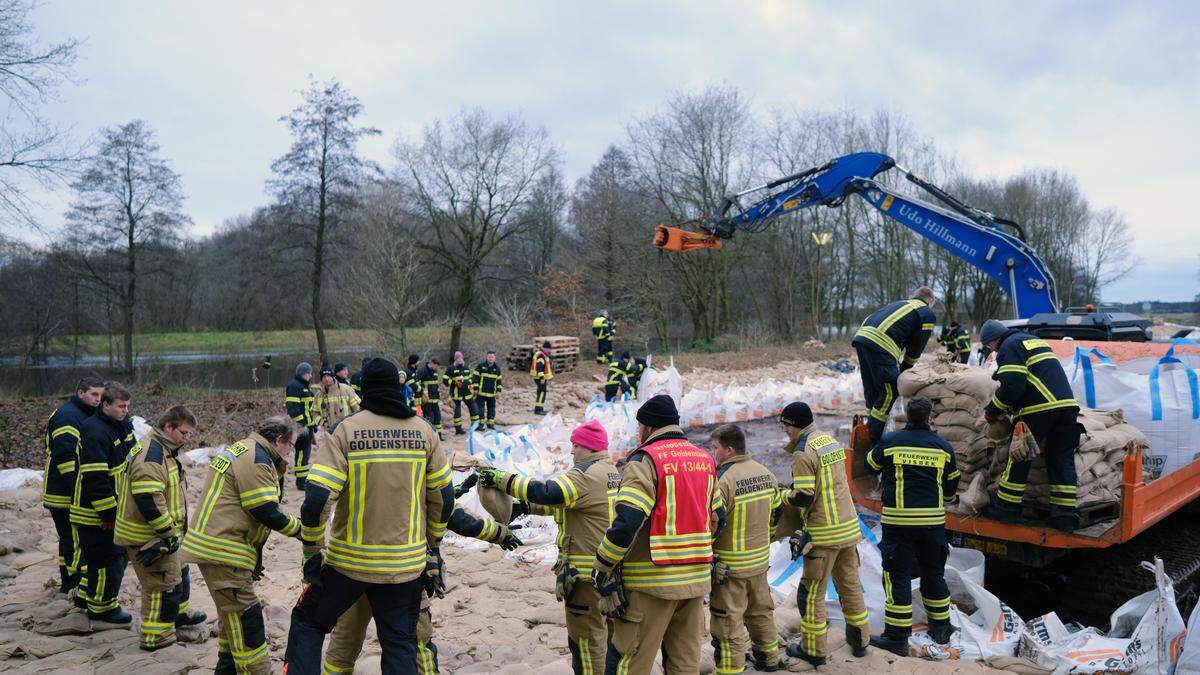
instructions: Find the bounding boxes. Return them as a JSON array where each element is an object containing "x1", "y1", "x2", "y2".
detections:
[{"x1": 451, "y1": 449, "x2": 514, "y2": 523}]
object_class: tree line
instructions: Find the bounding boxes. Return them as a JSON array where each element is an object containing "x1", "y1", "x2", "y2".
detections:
[{"x1": 0, "y1": 3, "x2": 1137, "y2": 373}]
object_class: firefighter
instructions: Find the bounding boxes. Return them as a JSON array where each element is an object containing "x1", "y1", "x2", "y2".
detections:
[
  {"x1": 180, "y1": 416, "x2": 303, "y2": 674},
  {"x1": 416, "y1": 358, "x2": 443, "y2": 437},
  {"x1": 286, "y1": 357, "x2": 455, "y2": 673},
  {"x1": 334, "y1": 363, "x2": 351, "y2": 386},
  {"x1": 531, "y1": 341, "x2": 553, "y2": 415},
  {"x1": 319, "y1": 366, "x2": 360, "y2": 427},
  {"x1": 780, "y1": 401, "x2": 869, "y2": 666},
  {"x1": 938, "y1": 322, "x2": 972, "y2": 364},
  {"x1": 443, "y1": 351, "x2": 479, "y2": 434},
  {"x1": 479, "y1": 419, "x2": 620, "y2": 674},
  {"x1": 405, "y1": 354, "x2": 421, "y2": 393},
  {"x1": 71, "y1": 383, "x2": 138, "y2": 624},
  {"x1": 865, "y1": 397, "x2": 960, "y2": 655},
  {"x1": 322, "y1": 504, "x2": 521, "y2": 674},
  {"x1": 603, "y1": 356, "x2": 629, "y2": 402},
  {"x1": 592, "y1": 310, "x2": 614, "y2": 364},
  {"x1": 852, "y1": 286, "x2": 937, "y2": 447},
  {"x1": 708, "y1": 424, "x2": 785, "y2": 673},
  {"x1": 472, "y1": 351, "x2": 503, "y2": 430},
  {"x1": 42, "y1": 376, "x2": 103, "y2": 605},
  {"x1": 625, "y1": 354, "x2": 647, "y2": 400},
  {"x1": 591, "y1": 394, "x2": 727, "y2": 674},
  {"x1": 980, "y1": 319, "x2": 1082, "y2": 530},
  {"x1": 114, "y1": 405, "x2": 207, "y2": 650},
  {"x1": 285, "y1": 362, "x2": 318, "y2": 489},
  {"x1": 349, "y1": 357, "x2": 369, "y2": 398}
]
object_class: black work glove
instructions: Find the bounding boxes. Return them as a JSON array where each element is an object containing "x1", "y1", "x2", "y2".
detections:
[
  {"x1": 136, "y1": 535, "x2": 179, "y2": 567},
  {"x1": 302, "y1": 550, "x2": 323, "y2": 584},
  {"x1": 509, "y1": 501, "x2": 529, "y2": 523},
  {"x1": 789, "y1": 530, "x2": 813, "y2": 560},
  {"x1": 496, "y1": 525, "x2": 523, "y2": 551},
  {"x1": 421, "y1": 549, "x2": 445, "y2": 598},
  {"x1": 454, "y1": 473, "x2": 479, "y2": 498}
]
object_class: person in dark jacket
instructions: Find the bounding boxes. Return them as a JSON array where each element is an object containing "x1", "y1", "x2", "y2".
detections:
[
  {"x1": 417, "y1": 358, "x2": 443, "y2": 438},
  {"x1": 851, "y1": 287, "x2": 937, "y2": 446},
  {"x1": 625, "y1": 356, "x2": 647, "y2": 399},
  {"x1": 604, "y1": 356, "x2": 630, "y2": 402},
  {"x1": 980, "y1": 320, "x2": 1082, "y2": 530},
  {"x1": 285, "y1": 362, "x2": 318, "y2": 489},
  {"x1": 938, "y1": 322, "x2": 972, "y2": 364},
  {"x1": 349, "y1": 357, "x2": 369, "y2": 398},
  {"x1": 71, "y1": 383, "x2": 139, "y2": 623},
  {"x1": 333, "y1": 363, "x2": 351, "y2": 386},
  {"x1": 43, "y1": 376, "x2": 104, "y2": 602},
  {"x1": 865, "y1": 397, "x2": 960, "y2": 656},
  {"x1": 443, "y1": 351, "x2": 478, "y2": 434},
  {"x1": 472, "y1": 351, "x2": 503, "y2": 430}
]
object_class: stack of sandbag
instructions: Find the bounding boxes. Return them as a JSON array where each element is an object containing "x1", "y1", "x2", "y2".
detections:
[
  {"x1": 897, "y1": 356, "x2": 1001, "y2": 498},
  {"x1": 987, "y1": 409, "x2": 1147, "y2": 509}
]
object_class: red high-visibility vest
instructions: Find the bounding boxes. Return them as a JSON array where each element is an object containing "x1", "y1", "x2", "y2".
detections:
[{"x1": 643, "y1": 436, "x2": 716, "y2": 565}]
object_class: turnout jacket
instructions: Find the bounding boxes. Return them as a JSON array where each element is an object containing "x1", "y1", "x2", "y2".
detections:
[
  {"x1": 531, "y1": 351, "x2": 553, "y2": 382},
  {"x1": 180, "y1": 433, "x2": 300, "y2": 570},
  {"x1": 442, "y1": 364, "x2": 474, "y2": 401},
  {"x1": 472, "y1": 361, "x2": 503, "y2": 398},
  {"x1": 852, "y1": 299, "x2": 936, "y2": 368},
  {"x1": 71, "y1": 410, "x2": 138, "y2": 528},
  {"x1": 416, "y1": 366, "x2": 441, "y2": 403},
  {"x1": 784, "y1": 425, "x2": 860, "y2": 548},
  {"x1": 714, "y1": 454, "x2": 782, "y2": 577},
  {"x1": 301, "y1": 410, "x2": 454, "y2": 584},
  {"x1": 866, "y1": 424, "x2": 960, "y2": 527},
  {"x1": 594, "y1": 426, "x2": 726, "y2": 599},
  {"x1": 42, "y1": 395, "x2": 95, "y2": 510},
  {"x1": 985, "y1": 330, "x2": 1078, "y2": 419},
  {"x1": 286, "y1": 376, "x2": 318, "y2": 428},
  {"x1": 591, "y1": 316, "x2": 614, "y2": 340},
  {"x1": 321, "y1": 381, "x2": 360, "y2": 426},
  {"x1": 501, "y1": 450, "x2": 620, "y2": 575},
  {"x1": 939, "y1": 325, "x2": 971, "y2": 358},
  {"x1": 605, "y1": 361, "x2": 629, "y2": 389},
  {"x1": 115, "y1": 428, "x2": 187, "y2": 546}
]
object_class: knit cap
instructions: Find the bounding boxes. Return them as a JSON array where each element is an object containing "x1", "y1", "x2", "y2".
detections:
[{"x1": 570, "y1": 419, "x2": 609, "y2": 454}]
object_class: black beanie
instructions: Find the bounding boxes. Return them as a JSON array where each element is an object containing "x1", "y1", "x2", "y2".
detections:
[
  {"x1": 781, "y1": 401, "x2": 813, "y2": 428},
  {"x1": 636, "y1": 394, "x2": 680, "y2": 428},
  {"x1": 407, "y1": 354, "x2": 420, "y2": 367},
  {"x1": 362, "y1": 358, "x2": 401, "y2": 386}
]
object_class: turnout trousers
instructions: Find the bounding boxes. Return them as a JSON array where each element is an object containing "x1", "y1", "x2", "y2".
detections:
[
  {"x1": 295, "y1": 426, "x2": 315, "y2": 488},
  {"x1": 605, "y1": 590, "x2": 704, "y2": 675},
  {"x1": 78, "y1": 525, "x2": 127, "y2": 616},
  {"x1": 127, "y1": 545, "x2": 189, "y2": 649},
  {"x1": 197, "y1": 563, "x2": 270, "y2": 675},
  {"x1": 596, "y1": 338, "x2": 612, "y2": 365},
  {"x1": 284, "y1": 564, "x2": 423, "y2": 675},
  {"x1": 421, "y1": 403, "x2": 443, "y2": 433},
  {"x1": 477, "y1": 397, "x2": 497, "y2": 428},
  {"x1": 324, "y1": 594, "x2": 440, "y2": 674},
  {"x1": 880, "y1": 525, "x2": 951, "y2": 639},
  {"x1": 49, "y1": 507, "x2": 84, "y2": 596},
  {"x1": 995, "y1": 406, "x2": 1082, "y2": 513},
  {"x1": 711, "y1": 573, "x2": 781, "y2": 674},
  {"x1": 534, "y1": 381, "x2": 548, "y2": 414},
  {"x1": 451, "y1": 398, "x2": 479, "y2": 429},
  {"x1": 565, "y1": 582, "x2": 607, "y2": 675},
  {"x1": 796, "y1": 544, "x2": 869, "y2": 658},
  {"x1": 854, "y1": 343, "x2": 900, "y2": 444}
]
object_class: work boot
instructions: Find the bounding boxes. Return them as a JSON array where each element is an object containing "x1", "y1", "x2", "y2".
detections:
[
  {"x1": 930, "y1": 624, "x2": 955, "y2": 645},
  {"x1": 176, "y1": 610, "x2": 207, "y2": 627},
  {"x1": 785, "y1": 643, "x2": 825, "y2": 668},
  {"x1": 982, "y1": 501, "x2": 1020, "y2": 523},
  {"x1": 454, "y1": 426, "x2": 465, "y2": 436},
  {"x1": 845, "y1": 625, "x2": 868, "y2": 657},
  {"x1": 88, "y1": 607, "x2": 133, "y2": 625},
  {"x1": 869, "y1": 633, "x2": 909, "y2": 657},
  {"x1": 750, "y1": 649, "x2": 782, "y2": 671},
  {"x1": 1048, "y1": 506, "x2": 1079, "y2": 532},
  {"x1": 139, "y1": 636, "x2": 177, "y2": 652}
]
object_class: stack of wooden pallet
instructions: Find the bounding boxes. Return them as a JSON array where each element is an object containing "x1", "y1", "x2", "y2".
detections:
[{"x1": 505, "y1": 335, "x2": 580, "y2": 373}]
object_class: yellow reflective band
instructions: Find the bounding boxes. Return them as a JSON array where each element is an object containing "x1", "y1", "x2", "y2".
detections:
[
  {"x1": 597, "y1": 536, "x2": 629, "y2": 563},
  {"x1": 990, "y1": 394, "x2": 1013, "y2": 412},
  {"x1": 510, "y1": 475, "x2": 531, "y2": 500},
  {"x1": 56, "y1": 460, "x2": 77, "y2": 474},
  {"x1": 280, "y1": 517, "x2": 301, "y2": 537},
  {"x1": 620, "y1": 561, "x2": 710, "y2": 588},
  {"x1": 615, "y1": 486, "x2": 653, "y2": 515},
  {"x1": 996, "y1": 364, "x2": 1028, "y2": 375},
  {"x1": 78, "y1": 462, "x2": 108, "y2": 473},
  {"x1": 426, "y1": 463, "x2": 452, "y2": 489},
  {"x1": 866, "y1": 451, "x2": 883, "y2": 470},
  {"x1": 1050, "y1": 485, "x2": 1077, "y2": 493},
  {"x1": 239, "y1": 486, "x2": 280, "y2": 508},
  {"x1": 301, "y1": 524, "x2": 325, "y2": 543},
  {"x1": 130, "y1": 479, "x2": 166, "y2": 494},
  {"x1": 792, "y1": 476, "x2": 816, "y2": 489},
  {"x1": 552, "y1": 475, "x2": 580, "y2": 506},
  {"x1": 92, "y1": 496, "x2": 116, "y2": 510}
]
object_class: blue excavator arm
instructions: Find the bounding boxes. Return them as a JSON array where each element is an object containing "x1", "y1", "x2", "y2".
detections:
[{"x1": 653, "y1": 151, "x2": 1059, "y2": 319}]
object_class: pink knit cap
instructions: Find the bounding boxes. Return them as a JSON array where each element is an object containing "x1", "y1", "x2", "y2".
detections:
[{"x1": 570, "y1": 419, "x2": 609, "y2": 454}]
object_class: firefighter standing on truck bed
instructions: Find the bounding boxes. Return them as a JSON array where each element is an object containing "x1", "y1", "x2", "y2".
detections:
[
  {"x1": 531, "y1": 341, "x2": 553, "y2": 415},
  {"x1": 865, "y1": 396, "x2": 960, "y2": 657},
  {"x1": 852, "y1": 286, "x2": 937, "y2": 447},
  {"x1": 443, "y1": 351, "x2": 479, "y2": 434},
  {"x1": 479, "y1": 419, "x2": 620, "y2": 675},
  {"x1": 592, "y1": 310, "x2": 614, "y2": 365},
  {"x1": 938, "y1": 322, "x2": 972, "y2": 364},
  {"x1": 980, "y1": 319, "x2": 1083, "y2": 531},
  {"x1": 42, "y1": 376, "x2": 103, "y2": 606},
  {"x1": 472, "y1": 351, "x2": 503, "y2": 430},
  {"x1": 707, "y1": 423, "x2": 785, "y2": 673},
  {"x1": 114, "y1": 405, "x2": 207, "y2": 650},
  {"x1": 180, "y1": 416, "x2": 302, "y2": 674},
  {"x1": 286, "y1": 356, "x2": 454, "y2": 674},
  {"x1": 285, "y1": 362, "x2": 318, "y2": 489},
  {"x1": 591, "y1": 394, "x2": 727, "y2": 674},
  {"x1": 780, "y1": 401, "x2": 869, "y2": 667}
]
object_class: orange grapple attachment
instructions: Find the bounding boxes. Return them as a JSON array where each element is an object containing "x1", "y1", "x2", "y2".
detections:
[{"x1": 652, "y1": 225, "x2": 723, "y2": 252}]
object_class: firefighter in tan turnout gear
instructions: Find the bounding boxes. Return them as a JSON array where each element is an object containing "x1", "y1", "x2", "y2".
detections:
[
  {"x1": 591, "y1": 394, "x2": 727, "y2": 674},
  {"x1": 114, "y1": 405, "x2": 207, "y2": 650},
  {"x1": 780, "y1": 401, "x2": 869, "y2": 667},
  {"x1": 479, "y1": 418, "x2": 620, "y2": 675},
  {"x1": 319, "y1": 366, "x2": 360, "y2": 427},
  {"x1": 180, "y1": 417, "x2": 303, "y2": 674},
  {"x1": 707, "y1": 424, "x2": 785, "y2": 673},
  {"x1": 285, "y1": 357, "x2": 455, "y2": 674}
]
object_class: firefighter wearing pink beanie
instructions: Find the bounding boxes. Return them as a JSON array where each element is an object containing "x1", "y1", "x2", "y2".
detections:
[{"x1": 477, "y1": 417, "x2": 620, "y2": 671}]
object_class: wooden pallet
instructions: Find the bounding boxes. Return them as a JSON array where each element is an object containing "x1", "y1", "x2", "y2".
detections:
[
  {"x1": 505, "y1": 353, "x2": 579, "y2": 373},
  {"x1": 532, "y1": 335, "x2": 580, "y2": 349},
  {"x1": 1026, "y1": 500, "x2": 1120, "y2": 528}
]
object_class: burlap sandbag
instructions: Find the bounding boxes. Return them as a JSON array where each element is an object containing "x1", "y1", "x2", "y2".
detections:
[
  {"x1": 959, "y1": 473, "x2": 990, "y2": 514},
  {"x1": 937, "y1": 425, "x2": 979, "y2": 444},
  {"x1": 450, "y1": 450, "x2": 513, "y2": 523}
]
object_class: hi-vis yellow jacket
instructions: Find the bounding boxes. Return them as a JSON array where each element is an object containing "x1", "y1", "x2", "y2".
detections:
[
  {"x1": 115, "y1": 428, "x2": 187, "y2": 546},
  {"x1": 714, "y1": 454, "x2": 783, "y2": 577},
  {"x1": 785, "y1": 425, "x2": 861, "y2": 548}
]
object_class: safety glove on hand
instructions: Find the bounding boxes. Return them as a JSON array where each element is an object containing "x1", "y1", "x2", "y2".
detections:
[
  {"x1": 421, "y1": 548, "x2": 446, "y2": 598},
  {"x1": 301, "y1": 550, "x2": 323, "y2": 584},
  {"x1": 496, "y1": 525, "x2": 523, "y2": 551},
  {"x1": 136, "y1": 535, "x2": 179, "y2": 567},
  {"x1": 591, "y1": 559, "x2": 627, "y2": 619},
  {"x1": 788, "y1": 530, "x2": 813, "y2": 560},
  {"x1": 454, "y1": 473, "x2": 479, "y2": 498},
  {"x1": 476, "y1": 467, "x2": 507, "y2": 490}
]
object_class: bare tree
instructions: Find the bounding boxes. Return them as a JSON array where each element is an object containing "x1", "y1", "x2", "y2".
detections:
[
  {"x1": 64, "y1": 120, "x2": 188, "y2": 376},
  {"x1": 268, "y1": 76, "x2": 380, "y2": 365},
  {"x1": 394, "y1": 107, "x2": 558, "y2": 354},
  {"x1": 1079, "y1": 207, "x2": 1136, "y2": 302},
  {"x1": 570, "y1": 146, "x2": 645, "y2": 312}
]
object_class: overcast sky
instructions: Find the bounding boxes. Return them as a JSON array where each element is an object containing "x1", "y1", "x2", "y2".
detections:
[{"x1": 19, "y1": 0, "x2": 1200, "y2": 302}]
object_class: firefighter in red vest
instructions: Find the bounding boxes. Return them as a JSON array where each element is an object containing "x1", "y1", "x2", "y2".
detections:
[{"x1": 591, "y1": 394, "x2": 727, "y2": 673}]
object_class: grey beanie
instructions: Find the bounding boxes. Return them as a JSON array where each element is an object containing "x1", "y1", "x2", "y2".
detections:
[
  {"x1": 295, "y1": 361, "x2": 313, "y2": 378},
  {"x1": 980, "y1": 320, "x2": 1007, "y2": 345}
]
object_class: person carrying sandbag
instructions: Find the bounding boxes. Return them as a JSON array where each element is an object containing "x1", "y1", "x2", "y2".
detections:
[
  {"x1": 980, "y1": 319, "x2": 1083, "y2": 531},
  {"x1": 864, "y1": 396, "x2": 960, "y2": 657}
]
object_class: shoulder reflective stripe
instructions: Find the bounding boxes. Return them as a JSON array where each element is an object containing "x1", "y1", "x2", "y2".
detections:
[
  {"x1": 51, "y1": 426, "x2": 80, "y2": 439},
  {"x1": 308, "y1": 466, "x2": 346, "y2": 491},
  {"x1": 615, "y1": 486, "x2": 653, "y2": 514},
  {"x1": 866, "y1": 451, "x2": 883, "y2": 470},
  {"x1": 1026, "y1": 351, "x2": 1057, "y2": 366}
]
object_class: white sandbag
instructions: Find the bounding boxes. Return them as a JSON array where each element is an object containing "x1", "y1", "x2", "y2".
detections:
[
  {"x1": 0, "y1": 468, "x2": 41, "y2": 490},
  {"x1": 1178, "y1": 587, "x2": 1200, "y2": 672},
  {"x1": 635, "y1": 357, "x2": 682, "y2": 404},
  {"x1": 945, "y1": 565, "x2": 1024, "y2": 663},
  {"x1": 184, "y1": 445, "x2": 223, "y2": 466}
]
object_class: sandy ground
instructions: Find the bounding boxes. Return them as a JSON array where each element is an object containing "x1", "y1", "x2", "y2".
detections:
[{"x1": 0, "y1": 345, "x2": 1007, "y2": 673}]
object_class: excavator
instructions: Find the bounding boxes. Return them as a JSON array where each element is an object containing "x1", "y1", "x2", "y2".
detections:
[{"x1": 654, "y1": 151, "x2": 1200, "y2": 627}]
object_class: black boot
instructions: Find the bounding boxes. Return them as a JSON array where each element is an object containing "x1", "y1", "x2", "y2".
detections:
[
  {"x1": 982, "y1": 501, "x2": 1020, "y2": 522},
  {"x1": 930, "y1": 624, "x2": 955, "y2": 645},
  {"x1": 785, "y1": 643, "x2": 825, "y2": 667},
  {"x1": 454, "y1": 426, "x2": 465, "y2": 435},
  {"x1": 751, "y1": 649, "x2": 782, "y2": 671},
  {"x1": 845, "y1": 625, "x2": 868, "y2": 657},
  {"x1": 176, "y1": 610, "x2": 207, "y2": 627},
  {"x1": 869, "y1": 633, "x2": 909, "y2": 657},
  {"x1": 1049, "y1": 505, "x2": 1079, "y2": 531},
  {"x1": 88, "y1": 607, "x2": 133, "y2": 624}
]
